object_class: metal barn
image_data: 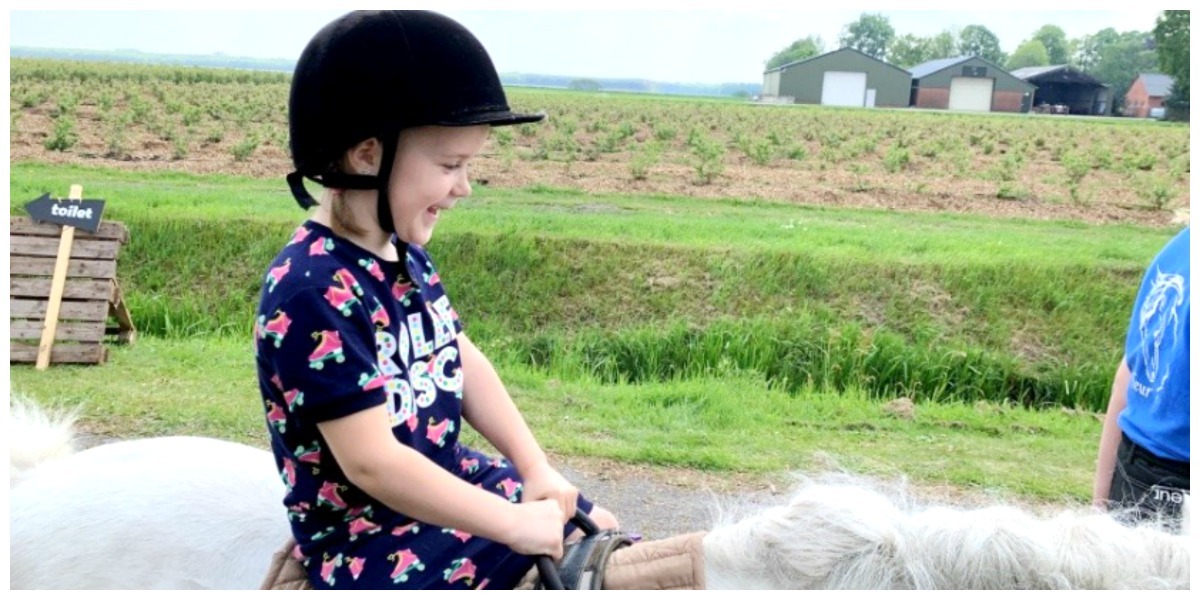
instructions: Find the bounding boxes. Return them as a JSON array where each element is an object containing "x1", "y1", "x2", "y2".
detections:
[
  {"x1": 908, "y1": 56, "x2": 1035, "y2": 113},
  {"x1": 762, "y1": 47, "x2": 911, "y2": 108},
  {"x1": 1010, "y1": 65, "x2": 1111, "y2": 116}
]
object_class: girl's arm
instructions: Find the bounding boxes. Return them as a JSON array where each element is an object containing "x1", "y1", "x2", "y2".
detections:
[
  {"x1": 1092, "y1": 359, "x2": 1130, "y2": 508},
  {"x1": 457, "y1": 333, "x2": 578, "y2": 517},
  {"x1": 317, "y1": 404, "x2": 565, "y2": 558}
]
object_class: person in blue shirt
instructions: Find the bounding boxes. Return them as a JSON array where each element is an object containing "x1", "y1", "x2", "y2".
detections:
[{"x1": 1093, "y1": 226, "x2": 1190, "y2": 529}]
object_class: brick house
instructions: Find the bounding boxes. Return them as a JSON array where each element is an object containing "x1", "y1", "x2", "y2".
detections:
[{"x1": 1125, "y1": 73, "x2": 1174, "y2": 118}]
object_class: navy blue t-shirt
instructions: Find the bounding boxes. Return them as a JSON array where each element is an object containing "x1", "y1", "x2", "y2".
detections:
[{"x1": 253, "y1": 221, "x2": 587, "y2": 589}]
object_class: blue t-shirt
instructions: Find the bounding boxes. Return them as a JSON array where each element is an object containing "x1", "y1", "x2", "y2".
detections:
[{"x1": 1119, "y1": 226, "x2": 1190, "y2": 462}]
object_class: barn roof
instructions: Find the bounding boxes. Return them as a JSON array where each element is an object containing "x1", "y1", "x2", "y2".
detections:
[
  {"x1": 908, "y1": 56, "x2": 970, "y2": 79},
  {"x1": 1010, "y1": 65, "x2": 1107, "y2": 88},
  {"x1": 765, "y1": 46, "x2": 910, "y2": 77},
  {"x1": 1139, "y1": 73, "x2": 1175, "y2": 97}
]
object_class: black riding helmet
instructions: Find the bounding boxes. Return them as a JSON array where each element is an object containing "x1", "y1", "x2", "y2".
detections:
[{"x1": 287, "y1": 10, "x2": 544, "y2": 233}]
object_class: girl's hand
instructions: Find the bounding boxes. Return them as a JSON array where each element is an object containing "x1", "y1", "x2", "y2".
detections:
[
  {"x1": 504, "y1": 500, "x2": 565, "y2": 559},
  {"x1": 521, "y1": 462, "x2": 579, "y2": 522}
]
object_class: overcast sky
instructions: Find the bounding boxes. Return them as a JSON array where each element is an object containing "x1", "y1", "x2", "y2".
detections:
[{"x1": 6, "y1": 3, "x2": 1170, "y2": 84}]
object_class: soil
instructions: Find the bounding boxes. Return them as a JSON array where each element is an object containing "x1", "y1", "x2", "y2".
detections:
[{"x1": 9, "y1": 109, "x2": 1189, "y2": 228}]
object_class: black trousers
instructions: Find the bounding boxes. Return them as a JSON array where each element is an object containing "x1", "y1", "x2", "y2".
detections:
[{"x1": 1108, "y1": 433, "x2": 1190, "y2": 530}]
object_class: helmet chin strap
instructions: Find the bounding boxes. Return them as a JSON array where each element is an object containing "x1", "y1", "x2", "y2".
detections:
[{"x1": 375, "y1": 136, "x2": 399, "y2": 235}]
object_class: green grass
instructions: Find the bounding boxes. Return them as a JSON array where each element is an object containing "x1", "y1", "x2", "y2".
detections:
[
  {"x1": 6, "y1": 161, "x2": 1172, "y2": 502},
  {"x1": 10, "y1": 162, "x2": 1175, "y2": 411},
  {"x1": 9, "y1": 336, "x2": 1101, "y2": 502}
]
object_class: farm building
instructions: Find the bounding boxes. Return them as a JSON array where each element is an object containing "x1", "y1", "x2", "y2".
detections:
[
  {"x1": 1125, "y1": 73, "x2": 1175, "y2": 118},
  {"x1": 761, "y1": 47, "x2": 911, "y2": 108},
  {"x1": 908, "y1": 56, "x2": 1035, "y2": 113},
  {"x1": 1010, "y1": 65, "x2": 1111, "y2": 116}
]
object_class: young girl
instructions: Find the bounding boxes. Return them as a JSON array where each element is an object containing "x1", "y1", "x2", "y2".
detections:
[{"x1": 256, "y1": 10, "x2": 617, "y2": 589}]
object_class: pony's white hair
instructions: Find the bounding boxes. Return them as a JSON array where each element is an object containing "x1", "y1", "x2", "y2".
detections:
[
  {"x1": 702, "y1": 475, "x2": 1190, "y2": 589},
  {"x1": 9, "y1": 400, "x2": 1190, "y2": 590},
  {"x1": 9, "y1": 395, "x2": 78, "y2": 485}
]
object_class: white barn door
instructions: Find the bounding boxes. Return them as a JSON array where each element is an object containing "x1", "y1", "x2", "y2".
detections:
[
  {"x1": 821, "y1": 71, "x2": 867, "y2": 107},
  {"x1": 948, "y1": 77, "x2": 994, "y2": 111}
]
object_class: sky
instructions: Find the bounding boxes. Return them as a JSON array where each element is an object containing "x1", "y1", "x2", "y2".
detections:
[{"x1": 4, "y1": 3, "x2": 1173, "y2": 84}]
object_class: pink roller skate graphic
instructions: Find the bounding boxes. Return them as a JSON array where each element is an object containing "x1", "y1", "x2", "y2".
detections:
[
  {"x1": 497, "y1": 478, "x2": 522, "y2": 502},
  {"x1": 441, "y1": 528, "x2": 472, "y2": 543},
  {"x1": 392, "y1": 280, "x2": 414, "y2": 305},
  {"x1": 266, "y1": 401, "x2": 286, "y2": 434},
  {"x1": 309, "y1": 236, "x2": 334, "y2": 256},
  {"x1": 320, "y1": 553, "x2": 343, "y2": 587},
  {"x1": 358, "y1": 365, "x2": 387, "y2": 392},
  {"x1": 348, "y1": 556, "x2": 366, "y2": 581},
  {"x1": 308, "y1": 331, "x2": 345, "y2": 370},
  {"x1": 359, "y1": 257, "x2": 386, "y2": 281},
  {"x1": 392, "y1": 522, "x2": 421, "y2": 537},
  {"x1": 280, "y1": 458, "x2": 297, "y2": 490},
  {"x1": 348, "y1": 516, "x2": 381, "y2": 541},
  {"x1": 460, "y1": 457, "x2": 479, "y2": 475},
  {"x1": 317, "y1": 481, "x2": 348, "y2": 510},
  {"x1": 488, "y1": 457, "x2": 509, "y2": 469},
  {"x1": 323, "y1": 284, "x2": 360, "y2": 317},
  {"x1": 369, "y1": 299, "x2": 390, "y2": 329},
  {"x1": 265, "y1": 258, "x2": 292, "y2": 294},
  {"x1": 335, "y1": 268, "x2": 363, "y2": 295},
  {"x1": 289, "y1": 225, "x2": 311, "y2": 246},
  {"x1": 425, "y1": 418, "x2": 456, "y2": 447},
  {"x1": 443, "y1": 557, "x2": 476, "y2": 586},
  {"x1": 388, "y1": 549, "x2": 426, "y2": 584},
  {"x1": 344, "y1": 504, "x2": 373, "y2": 522},
  {"x1": 425, "y1": 269, "x2": 440, "y2": 286},
  {"x1": 261, "y1": 311, "x2": 292, "y2": 348},
  {"x1": 269, "y1": 373, "x2": 283, "y2": 391},
  {"x1": 283, "y1": 388, "x2": 304, "y2": 412},
  {"x1": 287, "y1": 501, "x2": 311, "y2": 522},
  {"x1": 294, "y1": 442, "x2": 321, "y2": 465}
]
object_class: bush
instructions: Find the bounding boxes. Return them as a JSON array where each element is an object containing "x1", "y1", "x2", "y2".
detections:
[{"x1": 44, "y1": 115, "x2": 78, "y2": 151}]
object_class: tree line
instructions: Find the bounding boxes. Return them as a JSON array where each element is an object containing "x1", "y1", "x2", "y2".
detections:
[{"x1": 766, "y1": 11, "x2": 1189, "y2": 120}]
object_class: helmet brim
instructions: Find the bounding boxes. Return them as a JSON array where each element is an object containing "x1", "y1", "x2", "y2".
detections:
[{"x1": 435, "y1": 110, "x2": 546, "y2": 128}]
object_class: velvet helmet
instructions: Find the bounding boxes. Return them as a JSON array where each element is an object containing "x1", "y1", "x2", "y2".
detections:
[{"x1": 286, "y1": 10, "x2": 543, "y2": 231}]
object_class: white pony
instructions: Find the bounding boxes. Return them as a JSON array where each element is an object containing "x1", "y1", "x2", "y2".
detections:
[{"x1": 9, "y1": 399, "x2": 1190, "y2": 590}]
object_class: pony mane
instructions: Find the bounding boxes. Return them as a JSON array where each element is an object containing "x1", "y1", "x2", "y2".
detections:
[
  {"x1": 9, "y1": 394, "x2": 80, "y2": 486},
  {"x1": 702, "y1": 474, "x2": 1190, "y2": 589}
]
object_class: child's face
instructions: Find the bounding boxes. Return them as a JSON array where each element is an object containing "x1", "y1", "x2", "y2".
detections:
[{"x1": 386, "y1": 125, "x2": 489, "y2": 246}]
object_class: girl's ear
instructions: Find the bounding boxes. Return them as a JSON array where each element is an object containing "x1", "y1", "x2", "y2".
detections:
[{"x1": 344, "y1": 137, "x2": 383, "y2": 176}]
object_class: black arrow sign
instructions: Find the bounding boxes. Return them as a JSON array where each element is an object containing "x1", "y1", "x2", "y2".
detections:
[{"x1": 25, "y1": 193, "x2": 106, "y2": 233}]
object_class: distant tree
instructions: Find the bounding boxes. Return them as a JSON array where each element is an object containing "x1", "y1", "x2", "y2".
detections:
[
  {"x1": 928, "y1": 30, "x2": 959, "y2": 59},
  {"x1": 568, "y1": 78, "x2": 601, "y2": 92},
  {"x1": 1031, "y1": 25, "x2": 1069, "y2": 65},
  {"x1": 731, "y1": 89, "x2": 752, "y2": 99},
  {"x1": 1084, "y1": 28, "x2": 1158, "y2": 115},
  {"x1": 766, "y1": 36, "x2": 824, "y2": 70},
  {"x1": 1007, "y1": 39, "x2": 1050, "y2": 70},
  {"x1": 1071, "y1": 28, "x2": 1121, "y2": 72},
  {"x1": 839, "y1": 13, "x2": 895, "y2": 59},
  {"x1": 1153, "y1": 10, "x2": 1189, "y2": 121},
  {"x1": 958, "y1": 25, "x2": 1006, "y2": 65},
  {"x1": 889, "y1": 34, "x2": 933, "y2": 68}
]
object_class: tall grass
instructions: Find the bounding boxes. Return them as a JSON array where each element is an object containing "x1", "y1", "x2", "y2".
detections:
[{"x1": 10, "y1": 162, "x2": 1175, "y2": 412}]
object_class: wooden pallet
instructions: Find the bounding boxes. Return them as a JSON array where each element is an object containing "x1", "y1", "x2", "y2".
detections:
[{"x1": 10, "y1": 214, "x2": 134, "y2": 366}]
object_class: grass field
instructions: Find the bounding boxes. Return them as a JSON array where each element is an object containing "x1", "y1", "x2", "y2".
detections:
[
  {"x1": 9, "y1": 158, "x2": 1180, "y2": 503},
  {"x1": 8, "y1": 59, "x2": 1188, "y2": 504}
]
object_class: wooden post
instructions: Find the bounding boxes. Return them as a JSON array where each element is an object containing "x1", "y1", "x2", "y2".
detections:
[{"x1": 35, "y1": 184, "x2": 82, "y2": 369}]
